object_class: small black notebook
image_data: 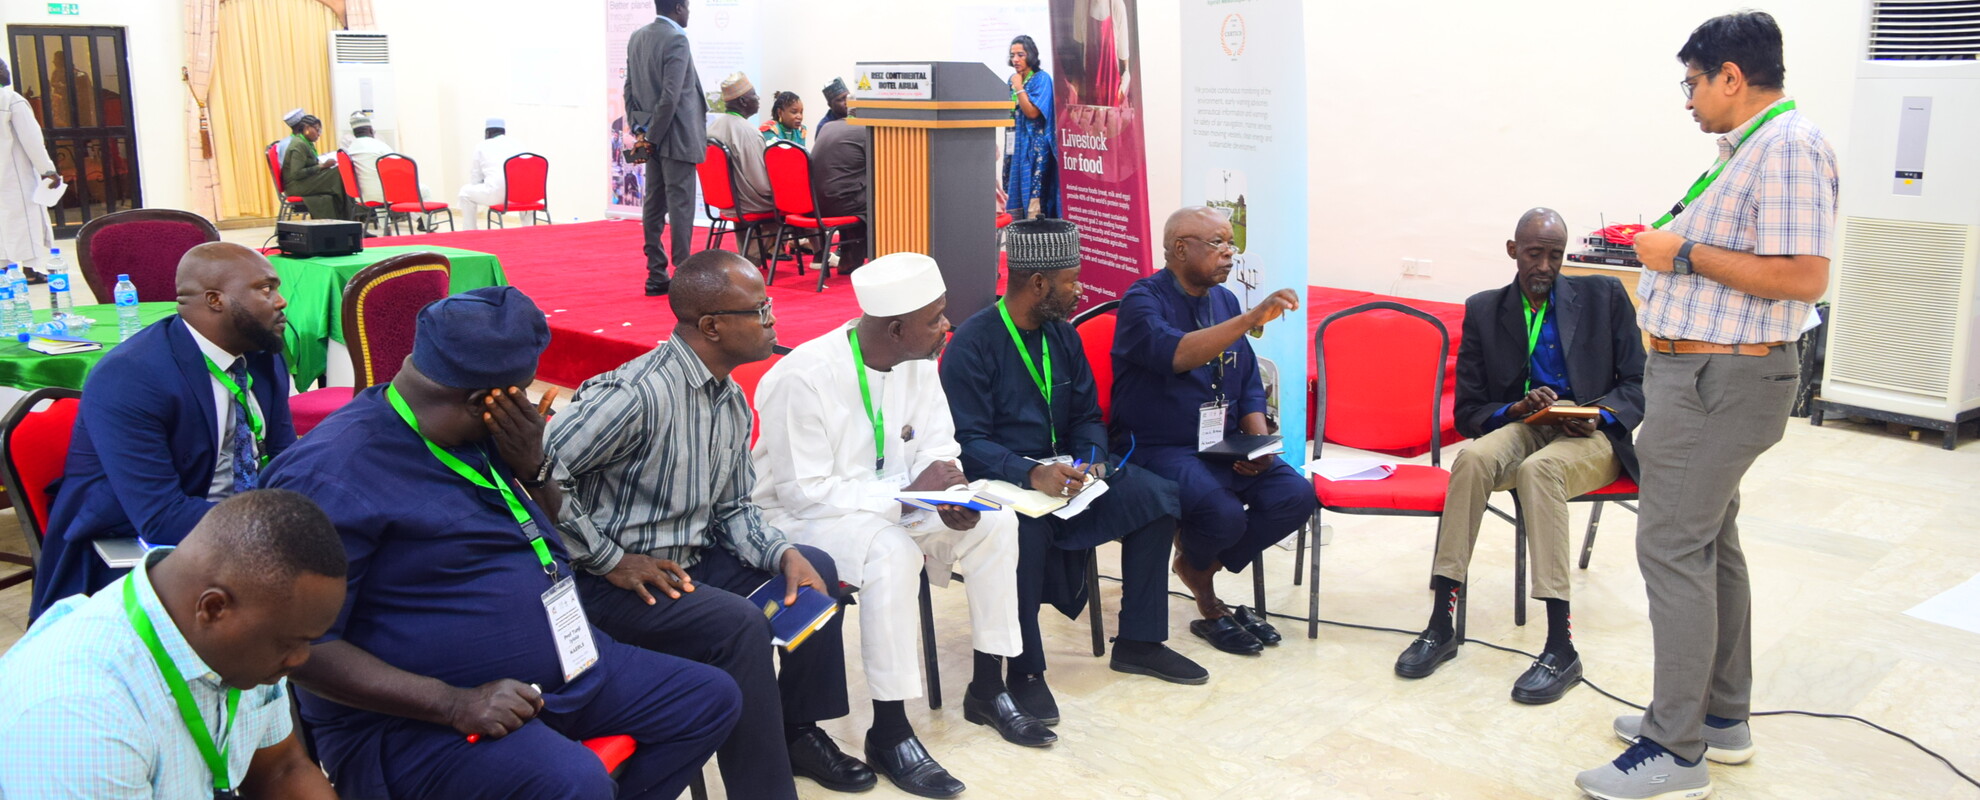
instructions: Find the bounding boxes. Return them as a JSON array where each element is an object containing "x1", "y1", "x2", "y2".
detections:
[{"x1": 1196, "y1": 434, "x2": 1285, "y2": 463}]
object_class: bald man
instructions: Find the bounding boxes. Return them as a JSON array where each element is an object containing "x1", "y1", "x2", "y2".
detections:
[
  {"x1": 1393, "y1": 209, "x2": 1644, "y2": 705},
  {"x1": 32, "y1": 242, "x2": 297, "y2": 617},
  {"x1": 2, "y1": 489, "x2": 346, "y2": 798}
]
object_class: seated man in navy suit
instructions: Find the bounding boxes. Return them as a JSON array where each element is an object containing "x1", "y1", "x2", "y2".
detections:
[
  {"x1": 1393, "y1": 208, "x2": 1645, "y2": 705},
  {"x1": 32, "y1": 242, "x2": 296, "y2": 617}
]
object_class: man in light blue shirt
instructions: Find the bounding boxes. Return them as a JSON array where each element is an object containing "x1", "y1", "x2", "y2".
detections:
[{"x1": 0, "y1": 489, "x2": 348, "y2": 799}]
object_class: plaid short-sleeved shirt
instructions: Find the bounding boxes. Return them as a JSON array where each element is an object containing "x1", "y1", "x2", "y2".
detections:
[{"x1": 1639, "y1": 98, "x2": 1839, "y2": 344}]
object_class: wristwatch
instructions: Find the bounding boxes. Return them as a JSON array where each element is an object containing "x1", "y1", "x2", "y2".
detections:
[
  {"x1": 1673, "y1": 240, "x2": 1697, "y2": 276},
  {"x1": 521, "y1": 456, "x2": 556, "y2": 489}
]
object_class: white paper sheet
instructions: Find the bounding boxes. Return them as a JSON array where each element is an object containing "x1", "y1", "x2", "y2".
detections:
[
  {"x1": 1050, "y1": 477, "x2": 1110, "y2": 519},
  {"x1": 1904, "y1": 573, "x2": 1980, "y2": 636},
  {"x1": 1306, "y1": 457, "x2": 1397, "y2": 482},
  {"x1": 32, "y1": 178, "x2": 65, "y2": 207}
]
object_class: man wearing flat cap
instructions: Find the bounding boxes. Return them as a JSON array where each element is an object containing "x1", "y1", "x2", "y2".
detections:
[
  {"x1": 460, "y1": 117, "x2": 529, "y2": 230},
  {"x1": 279, "y1": 109, "x2": 354, "y2": 222},
  {"x1": 752, "y1": 253, "x2": 1039, "y2": 798},
  {"x1": 940, "y1": 219, "x2": 1208, "y2": 730},
  {"x1": 706, "y1": 72, "x2": 777, "y2": 262},
  {"x1": 265, "y1": 286, "x2": 740, "y2": 800},
  {"x1": 817, "y1": 77, "x2": 852, "y2": 133}
]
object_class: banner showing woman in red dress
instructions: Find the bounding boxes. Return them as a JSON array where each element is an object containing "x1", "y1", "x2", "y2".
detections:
[{"x1": 1049, "y1": 0, "x2": 1151, "y2": 311}]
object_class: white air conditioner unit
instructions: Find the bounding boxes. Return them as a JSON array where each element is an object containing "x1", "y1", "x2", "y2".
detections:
[
  {"x1": 329, "y1": 31, "x2": 398, "y2": 149},
  {"x1": 1820, "y1": 0, "x2": 1980, "y2": 442}
]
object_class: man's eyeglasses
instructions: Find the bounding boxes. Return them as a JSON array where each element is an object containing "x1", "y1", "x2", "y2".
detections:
[
  {"x1": 1680, "y1": 67, "x2": 1721, "y2": 100},
  {"x1": 705, "y1": 298, "x2": 774, "y2": 326},
  {"x1": 1179, "y1": 236, "x2": 1236, "y2": 254}
]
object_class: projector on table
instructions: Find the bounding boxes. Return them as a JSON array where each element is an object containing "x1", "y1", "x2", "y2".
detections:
[{"x1": 277, "y1": 219, "x2": 364, "y2": 258}]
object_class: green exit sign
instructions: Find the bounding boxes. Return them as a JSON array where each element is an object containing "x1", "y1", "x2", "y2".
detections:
[{"x1": 47, "y1": 3, "x2": 80, "y2": 15}]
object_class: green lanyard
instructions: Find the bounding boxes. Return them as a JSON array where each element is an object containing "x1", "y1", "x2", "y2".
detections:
[
  {"x1": 202, "y1": 357, "x2": 265, "y2": 460},
  {"x1": 123, "y1": 574, "x2": 241, "y2": 797},
  {"x1": 1523, "y1": 294, "x2": 1549, "y2": 392},
  {"x1": 1652, "y1": 100, "x2": 1796, "y2": 228},
  {"x1": 847, "y1": 328, "x2": 886, "y2": 476},
  {"x1": 385, "y1": 385, "x2": 555, "y2": 575},
  {"x1": 996, "y1": 300, "x2": 1055, "y2": 452}
]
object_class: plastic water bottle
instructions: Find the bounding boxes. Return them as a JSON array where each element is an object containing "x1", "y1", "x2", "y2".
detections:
[
  {"x1": 6, "y1": 264, "x2": 29, "y2": 341},
  {"x1": 31, "y1": 312, "x2": 92, "y2": 337},
  {"x1": 46, "y1": 248, "x2": 72, "y2": 316},
  {"x1": 114, "y1": 274, "x2": 142, "y2": 341},
  {"x1": 0, "y1": 265, "x2": 18, "y2": 340}
]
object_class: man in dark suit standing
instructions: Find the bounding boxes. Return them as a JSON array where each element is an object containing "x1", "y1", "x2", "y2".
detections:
[
  {"x1": 1393, "y1": 208, "x2": 1645, "y2": 705},
  {"x1": 30, "y1": 242, "x2": 297, "y2": 617},
  {"x1": 625, "y1": 0, "x2": 706, "y2": 296}
]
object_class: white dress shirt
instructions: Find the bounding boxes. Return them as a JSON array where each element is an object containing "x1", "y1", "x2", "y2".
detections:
[{"x1": 184, "y1": 320, "x2": 262, "y2": 498}]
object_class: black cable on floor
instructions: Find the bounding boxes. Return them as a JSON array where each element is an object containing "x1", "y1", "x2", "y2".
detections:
[{"x1": 1096, "y1": 575, "x2": 1980, "y2": 790}]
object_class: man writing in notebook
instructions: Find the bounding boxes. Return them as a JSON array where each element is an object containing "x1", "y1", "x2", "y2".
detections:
[{"x1": 1394, "y1": 207, "x2": 1645, "y2": 706}]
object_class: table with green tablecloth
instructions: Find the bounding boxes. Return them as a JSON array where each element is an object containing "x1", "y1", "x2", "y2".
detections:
[
  {"x1": 0, "y1": 302, "x2": 178, "y2": 391},
  {"x1": 267, "y1": 245, "x2": 507, "y2": 387}
]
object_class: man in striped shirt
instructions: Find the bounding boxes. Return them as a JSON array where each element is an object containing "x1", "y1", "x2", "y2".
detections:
[
  {"x1": 1577, "y1": 12, "x2": 1837, "y2": 800},
  {"x1": 547, "y1": 250, "x2": 872, "y2": 798}
]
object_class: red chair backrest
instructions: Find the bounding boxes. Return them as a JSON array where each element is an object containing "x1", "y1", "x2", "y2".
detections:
[
  {"x1": 731, "y1": 353, "x2": 782, "y2": 446},
  {"x1": 343, "y1": 253, "x2": 453, "y2": 389},
  {"x1": 2, "y1": 390, "x2": 82, "y2": 552},
  {"x1": 335, "y1": 150, "x2": 362, "y2": 200},
  {"x1": 265, "y1": 141, "x2": 287, "y2": 192},
  {"x1": 74, "y1": 209, "x2": 222, "y2": 304},
  {"x1": 502, "y1": 153, "x2": 549, "y2": 207},
  {"x1": 1074, "y1": 311, "x2": 1118, "y2": 423},
  {"x1": 584, "y1": 735, "x2": 636, "y2": 775},
  {"x1": 376, "y1": 154, "x2": 424, "y2": 205},
  {"x1": 1315, "y1": 302, "x2": 1450, "y2": 462},
  {"x1": 763, "y1": 141, "x2": 817, "y2": 217},
  {"x1": 697, "y1": 140, "x2": 740, "y2": 213}
]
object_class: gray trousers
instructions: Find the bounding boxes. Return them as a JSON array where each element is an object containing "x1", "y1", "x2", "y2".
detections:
[
  {"x1": 1636, "y1": 345, "x2": 1799, "y2": 762},
  {"x1": 1432, "y1": 421, "x2": 1619, "y2": 600},
  {"x1": 642, "y1": 155, "x2": 698, "y2": 283}
]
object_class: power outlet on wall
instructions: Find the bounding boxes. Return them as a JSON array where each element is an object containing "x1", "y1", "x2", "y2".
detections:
[
  {"x1": 1400, "y1": 258, "x2": 1434, "y2": 278},
  {"x1": 1414, "y1": 259, "x2": 1432, "y2": 277},
  {"x1": 1401, "y1": 257, "x2": 1419, "y2": 276}
]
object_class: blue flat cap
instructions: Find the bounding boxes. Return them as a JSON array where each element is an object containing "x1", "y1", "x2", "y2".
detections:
[{"x1": 411, "y1": 286, "x2": 550, "y2": 390}]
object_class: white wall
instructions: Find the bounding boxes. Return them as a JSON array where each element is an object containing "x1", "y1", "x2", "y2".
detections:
[
  {"x1": 0, "y1": 0, "x2": 188, "y2": 221},
  {"x1": 1304, "y1": 0, "x2": 1863, "y2": 302}
]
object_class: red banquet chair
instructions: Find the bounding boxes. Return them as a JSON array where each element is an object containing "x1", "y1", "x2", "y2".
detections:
[
  {"x1": 1064, "y1": 300, "x2": 1165, "y2": 657},
  {"x1": 289, "y1": 253, "x2": 453, "y2": 435},
  {"x1": 764, "y1": 140, "x2": 863, "y2": 293},
  {"x1": 265, "y1": 141, "x2": 311, "y2": 221},
  {"x1": 376, "y1": 154, "x2": 454, "y2": 235},
  {"x1": 696, "y1": 139, "x2": 778, "y2": 261},
  {"x1": 486, "y1": 152, "x2": 552, "y2": 229},
  {"x1": 1301, "y1": 302, "x2": 1455, "y2": 639},
  {"x1": 75, "y1": 209, "x2": 221, "y2": 304},
  {"x1": 1, "y1": 388, "x2": 84, "y2": 590},
  {"x1": 334, "y1": 150, "x2": 387, "y2": 232}
]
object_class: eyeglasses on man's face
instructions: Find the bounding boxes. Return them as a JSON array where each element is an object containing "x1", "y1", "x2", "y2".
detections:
[
  {"x1": 1179, "y1": 235, "x2": 1236, "y2": 254},
  {"x1": 1680, "y1": 66, "x2": 1722, "y2": 100},
  {"x1": 705, "y1": 298, "x2": 775, "y2": 326}
]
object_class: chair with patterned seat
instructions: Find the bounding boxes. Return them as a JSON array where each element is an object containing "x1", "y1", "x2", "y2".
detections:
[
  {"x1": 289, "y1": 253, "x2": 454, "y2": 435},
  {"x1": 377, "y1": 154, "x2": 454, "y2": 235},
  {"x1": 1, "y1": 388, "x2": 84, "y2": 591},
  {"x1": 75, "y1": 209, "x2": 221, "y2": 304}
]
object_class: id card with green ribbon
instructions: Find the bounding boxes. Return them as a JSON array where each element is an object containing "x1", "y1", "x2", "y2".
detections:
[
  {"x1": 996, "y1": 299, "x2": 1056, "y2": 452},
  {"x1": 124, "y1": 573, "x2": 241, "y2": 798}
]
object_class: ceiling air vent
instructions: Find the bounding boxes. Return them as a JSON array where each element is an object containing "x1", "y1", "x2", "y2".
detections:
[
  {"x1": 1869, "y1": 1, "x2": 1980, "y2": 60},
  {"x1": 331, "y1": 32, "x2": 390, "y2": 65}
]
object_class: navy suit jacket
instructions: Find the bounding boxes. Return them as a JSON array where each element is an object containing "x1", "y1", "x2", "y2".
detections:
[
  {"x1": 1454, "y1": 275, "x2": 1646, "y2": 480},
  {"x1": 30, "y1": 316, "x2": 296, "y2": 616}
]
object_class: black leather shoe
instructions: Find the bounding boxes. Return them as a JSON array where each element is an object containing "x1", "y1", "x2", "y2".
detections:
[
  {"x1": 1009, "y1": 672, "x2": 1059, "y2": 725},
  {"x1": 864, "y1": 734, "x2": 965, "y2": 798},
  {"x1": 1510, "y1": 650, "x2": 1583, "y2": 705},
  {"x1": 1189, "y1": 616, "x2": 1264, "y2": 655},
  {"x1": 1110, "y1": 642, "x2": 1210, "y2": 685},
  {"x1": 643, "y1": 281, "x2": 670, "y2": 296},
  {"x1": 1231, "y1": 606, "x2": 1281, "y2": 646},
  {"x1": 963, "y1": 689, "x2": 1057, "y2": 747},
  {"x1": 1394, "y1": 629, "x2": 1459, "y2": 679},
  {"x1": 789, "y1": 726, "x2": 876, "y2": 792}
]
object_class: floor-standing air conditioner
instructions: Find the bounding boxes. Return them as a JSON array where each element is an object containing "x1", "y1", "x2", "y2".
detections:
[
  {"x1": 1817, "y1": 0, "x2": 1980, "y2": 449},
  {"x1": 329, "y1": 31, "x2": 398, "y2": 148}
]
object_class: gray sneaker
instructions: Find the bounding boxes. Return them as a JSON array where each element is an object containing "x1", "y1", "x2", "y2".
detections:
[
  {"x1": 1613, "y1": 714, "x2": 1755, "y2": 765},
  {"x1": 1575, "y1": 739, "x2": 1712, "y2": 800}
]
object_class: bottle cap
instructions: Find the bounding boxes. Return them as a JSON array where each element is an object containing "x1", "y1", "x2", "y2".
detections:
[
  {"x1": 50, "y1": 248, "x2": 60, "y2": 255},
  {"x1": 118, "y1": 274, "x2": 130, "y2": 281}
]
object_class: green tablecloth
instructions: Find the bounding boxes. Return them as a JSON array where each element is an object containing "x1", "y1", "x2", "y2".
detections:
[
  {"x1": 268, "y1": 246, "x2": 507, "y2": 387},
  {"x1": 0, "y1": 302, "x2": 179, "y2": 391}
]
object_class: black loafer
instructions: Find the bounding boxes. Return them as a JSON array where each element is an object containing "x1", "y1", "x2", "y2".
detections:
[
  {"x1": 1189, "y1": 616, "x2": 1264, "y2": 655},
  {"x1": 963, "y1": 689, "x2": 1057, "y2": 747},
  {"x1": 789, "y1": 725, "x2": 876, "y2": 792},
  {"x1": 1231, "y1": 606, "x2": 1281, "y2": 646},
  {"x1": 1009, "y1": 672, "x2": 1059, "y2": 726},
  {"x1": 864, "y1": 734, "x2": 965, "y2": 798},
  {"x1": 643, "y1": 281, "x2": 671, "y2": 296},
  {"x1": 1510, "y1": 650, "x2": 1583, "y2": 705},
  {"x1": 1109, "y1": 642, "x2": 1210, "y2": 685},
  {"x1": 1394, "y1": 629, "x2": 1459, "y2": 679}
]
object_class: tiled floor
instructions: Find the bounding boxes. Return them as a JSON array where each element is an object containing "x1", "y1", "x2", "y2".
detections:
[{"x1": 3, "y1": 414, "x2": 1974, "y2": 798}]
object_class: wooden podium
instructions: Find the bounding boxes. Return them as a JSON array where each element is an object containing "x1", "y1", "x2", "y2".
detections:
[{"x1": 848, "y1": 61, "x2": 1013, "y2": 323}]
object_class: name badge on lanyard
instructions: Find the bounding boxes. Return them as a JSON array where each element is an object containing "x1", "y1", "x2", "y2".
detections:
[
  {"x1": 541, "y1": 574, "x2": 600, "y2": 683},
  {"x1": 1198, "y1": 401, "x2": 1227, "y2": 452}
]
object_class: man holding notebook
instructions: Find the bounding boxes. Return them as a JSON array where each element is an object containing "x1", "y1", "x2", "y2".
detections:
[
  {"x1": 940, "y1": 219, "x2": 1208, "y2": 729},
  {"x1": 1394, "y1": 207, "x2": 1644, "y2": 705}
]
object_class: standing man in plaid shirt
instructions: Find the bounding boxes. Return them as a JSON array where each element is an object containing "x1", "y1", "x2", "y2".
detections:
[{"x1": 1576, "y1": 11, "x2": 1837, "y2": 800}]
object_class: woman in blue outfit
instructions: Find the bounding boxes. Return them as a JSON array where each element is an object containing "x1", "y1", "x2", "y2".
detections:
[{"x1": 1003, "y1": 35, "x2": 1059, "y2": 220}]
